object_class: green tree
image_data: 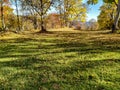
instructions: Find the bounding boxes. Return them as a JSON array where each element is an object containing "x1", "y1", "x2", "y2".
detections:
[
  {"x1": 87, "y1": 0, "x2": 120, "y2": 33},
  {"x1": 0, "y1": 0, "x2": 9, "y2": 31},
  {"x1": 54, "y1": 0, "x2": 87, "y2": 27},
  {"x1": 98, "y1": 3, "x2": 116, "y2": 29}
]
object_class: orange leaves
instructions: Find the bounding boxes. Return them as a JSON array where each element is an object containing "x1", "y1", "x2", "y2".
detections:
[
  {"x1": 0, "y1": 0, "x2": 9, "y2": 4},
  {"x1": 3, "y1": 0, "x2": 8, "y2": 2},
  {"x1": 45, "y1": 13, "x2": 62, "y2": 28}
]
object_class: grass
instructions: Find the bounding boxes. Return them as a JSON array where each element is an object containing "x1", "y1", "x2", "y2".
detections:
[{"x1": 0, "y1": 29, "x2": 120, "y2": 90}]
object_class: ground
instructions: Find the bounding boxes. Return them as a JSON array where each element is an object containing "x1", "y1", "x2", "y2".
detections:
[{"x1": 0, "y1": 29, "x2": 120, "y2": 90}]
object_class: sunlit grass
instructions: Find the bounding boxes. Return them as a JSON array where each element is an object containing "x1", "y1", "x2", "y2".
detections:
[{"x1": 0, "y1": 29, "x2": 120, "y2": 89}]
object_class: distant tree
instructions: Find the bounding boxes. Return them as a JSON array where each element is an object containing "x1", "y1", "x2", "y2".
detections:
[
  {"x1": 54, "y1": 0, "x2": 87, "y2": 27},
  {"x1": 46, "y1": 13, "x2": 61, "y2": 28},
  {"x1": 88, "y1": 19, "x2": 99, "y2": 30}
]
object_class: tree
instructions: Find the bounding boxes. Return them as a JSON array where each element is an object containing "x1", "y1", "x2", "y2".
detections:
[
  {"x1": 0, "y1": 0, "x2": 9, "y2": 31},
  {"x1": 112, "y1": 0, "x2": 120, "y2": 32},
  {"x1": 21, "y1": 0, "x2": 54, "y2": 32},
  {"x1": 98, "y1": 3, "x2": 116, "y2": 29},
  {"x1": 21, "y1": 0, "x2": 39, "y2": 30},
  {"x1": 54, "y1": 0, "x2": 64, "y2": 27},
  {"x1": 64, "y1": 0, "x2": 87, "y2": 25},
  {"x1": 88, "y1": 19, "x2": 99, "y2": 30},
  {"x1": 14, "y1": 0, "x2": 21, "y2": 31},
  {"x1": 2, "y1": 5, "x2": 14, "y2": 28},
  {"x1": 46, "y1": 13, "x2": 61, "y2": 28},
  {"x1": 87, "y1": 0, "x2": 120, "y2": 33},
  {"x1": 54, "y1": 0, "x2": 87, "y2": 27}
]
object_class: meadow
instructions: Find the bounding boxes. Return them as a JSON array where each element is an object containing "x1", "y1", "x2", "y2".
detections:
[{"x1": 0, "y1": 29, "x2": 120, "y2": 90}]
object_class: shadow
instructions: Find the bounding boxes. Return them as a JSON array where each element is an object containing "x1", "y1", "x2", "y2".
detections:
[
  {"x1": 0, "y1": 30, "x2": 120, "y2": 89},
  {"x1": 70, "y1": 59, "x2": 120, "y2": 70},
  {"x1": 0, "y1": 57, "x2": 119, "y2": 89},
  {"x1": 0, "y1": 30, "x2": 120, "y2": 59}
]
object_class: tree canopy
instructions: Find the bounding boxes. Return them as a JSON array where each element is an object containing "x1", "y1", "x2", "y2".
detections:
[{"x1": 87, "y1": 0, "x2": 120, "y2": 32}]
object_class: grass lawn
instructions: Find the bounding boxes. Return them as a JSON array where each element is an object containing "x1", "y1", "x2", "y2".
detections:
[{"x1": 0, "y1": 29, "x2": 120, "y2": 90}]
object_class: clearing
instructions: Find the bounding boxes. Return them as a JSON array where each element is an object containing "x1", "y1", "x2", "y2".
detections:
[{"x1": 0, "y1": 29, "x2": 120, "y2": 90}]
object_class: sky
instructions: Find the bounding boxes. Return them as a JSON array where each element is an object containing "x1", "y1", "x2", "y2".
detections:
[{"x1": 83, "y1": 0, "x2": 103, "y2": 21}]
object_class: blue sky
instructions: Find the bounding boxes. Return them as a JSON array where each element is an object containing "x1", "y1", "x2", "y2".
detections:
[{"x1": 83, "y1": 0, "x2": 103, "y2": 21}]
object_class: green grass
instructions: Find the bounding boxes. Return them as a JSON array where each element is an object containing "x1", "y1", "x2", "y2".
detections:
[{"x1": 0, "y1": 29, "x2": 120, "y2": 90}]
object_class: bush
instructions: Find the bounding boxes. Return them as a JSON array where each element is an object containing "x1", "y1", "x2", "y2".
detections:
[
  {"x1": 74, "y1": 24, "x2": 81, "y2": 30},
  {"x1": 22, "y1": 20, "x2": 34, "y2": 31}
]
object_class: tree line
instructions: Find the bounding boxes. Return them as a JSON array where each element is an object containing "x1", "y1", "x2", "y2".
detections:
[{"x1": 0, "y1": 0, "x2": 120, "y2": 33}]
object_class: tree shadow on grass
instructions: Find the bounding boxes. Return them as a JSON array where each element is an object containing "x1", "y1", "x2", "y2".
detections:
[
  {"x1": 70, "y1": 59, "x2": 120, "y2": 71},
  {"x1": 0, "y1": 31, "x2": 120, "y2": 89},
  {"x1": 0, "y1": 32, "x2": 120, "y2": 60},
  {"x1": 0, "y1": 56, "x2": 57, "y2": 70},
  {"x1": 0, "y1": 57, "x2": 119, "y2": 89}
]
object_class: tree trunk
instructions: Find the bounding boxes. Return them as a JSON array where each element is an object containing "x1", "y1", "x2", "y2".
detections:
[
  {"x1": 15, "y1": 0, "x2": 21, "y2": 32},
  {"x1": 112, "y1": 0, "x2": 120, "y2": 33},
  {"x1": 1, "y1": 0, "x2": 5, "y2": 31},
  {"x1": 40, "y1": 20, "x2": 46, "y2": 32},
  {"x1": 69, "y1": 21, "x2": 73, "y2": 28},
  {"x1": 33, "y1": 16, "x2": 38, "y2": 29},
  {"x1": 40, "y1": 0, "x2": 46, "y2": 33},
  {"x1": 58, "y1": 0, "x2": 63, "y2": 28},
  {"x1": 40, "y1": 15, "x2": 46, "y2": 32}
]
